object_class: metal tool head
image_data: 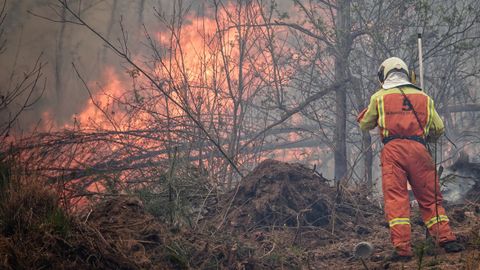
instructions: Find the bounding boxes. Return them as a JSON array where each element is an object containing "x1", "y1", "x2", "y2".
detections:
[{"x1": 354, "y1": 241, "x2": 374, "y2": 259}]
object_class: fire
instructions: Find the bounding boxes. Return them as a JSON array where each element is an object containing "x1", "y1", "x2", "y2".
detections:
[
  {"x1": 72, "y1": 4, "x2": 320, "y2": 166},
  {"x1": 14, "y1": 1, "x2": 334, "y2": 200},
  {"x1": 72, "y1": 67, "x2": 126, "y2": 129},
  {"x1": 73, "y1": 10, "x2": 242, "y2": 130}
]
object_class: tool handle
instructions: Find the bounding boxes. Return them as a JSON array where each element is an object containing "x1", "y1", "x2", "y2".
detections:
[{"x1": 418, "y1": 33, "x2": 424, "y2": 89}]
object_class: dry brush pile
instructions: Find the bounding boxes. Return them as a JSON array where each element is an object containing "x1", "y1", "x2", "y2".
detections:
[
  {"x1": 0, "y1": 162, "x2": 255, "y2": 269},
  {"x1": 0, "y1": 158, "x2": 479, "y2": 269},
  {"x1": 0, "y1": 158, "x2": 384, "y2": 269},
  {"x1": 222, "y1": 159, "x2": 382, "y2": 233}
]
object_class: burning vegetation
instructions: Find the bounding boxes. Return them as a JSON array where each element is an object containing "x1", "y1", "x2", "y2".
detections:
[{"x1": 1, "y1": 0, "x2": 480, "y2": 269}]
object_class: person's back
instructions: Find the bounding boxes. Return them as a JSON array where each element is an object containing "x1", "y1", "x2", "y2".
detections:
[
  {"x1": 357, "y1": 57, "x2": 463, "y2": 261},
  {"x1": 359, "y1": 84, "x2": 444, "y2": 144}
]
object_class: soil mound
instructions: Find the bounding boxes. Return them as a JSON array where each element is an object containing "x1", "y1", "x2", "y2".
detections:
[
  {"x1": 84, "y1": 196, "x2": 164, "y2": 269},
  {"x1": 86, "y1": 196, "x2": 257, "y2": 269},
  {"x1": 226, "y1": 159, "x2": 378, "y2": 230},
  {"x1": 0, "y1": 181, "x2": 257, "y2": 270}
]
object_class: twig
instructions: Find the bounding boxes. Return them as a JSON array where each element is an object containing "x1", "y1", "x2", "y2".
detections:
[
  {"x1": 57, "y1": 0, "x2": 244, "y2": 178},
  {"x1": 259, "y1": 242, "x2": 276, "y2": 259}
]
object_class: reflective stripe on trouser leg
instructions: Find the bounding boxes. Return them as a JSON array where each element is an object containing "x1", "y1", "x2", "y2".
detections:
[
  {"x1": 405, "y1": 142, "x2": 456, "y2": 244},
  {"x1": 425, "y1": 214, "x2": 456, "y2": 244},
  {"x1": 381, "y1": 144, "x2": 413, "y2": 256},
  {"x1": 389, "y1": 218, "x2": 410, "y2": 227},
  {"x1": 388, "y1": 217, "x2": 412, "y2": 255},
  {"x1": 425, "y1": 215, "x2": 449, "y2": 228}
]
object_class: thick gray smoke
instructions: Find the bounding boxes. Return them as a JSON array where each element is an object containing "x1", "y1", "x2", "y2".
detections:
[
  {"x1": 0, "y1": 0, "x2": 184, "y2": 130},
  {"x1": 0, "y1": 0, "x2": 294, "y2": 132},
  {"x1": 442, "y1": 176, "x2": 477, "y2": 204}
]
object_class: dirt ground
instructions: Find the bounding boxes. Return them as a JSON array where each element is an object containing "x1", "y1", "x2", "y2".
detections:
[
  {"x1": 0, "y1": 159, "x2": 479, "y2": 269},
  {"x1": 221, "y1": 159, "x2": 480, "y2": 269}
]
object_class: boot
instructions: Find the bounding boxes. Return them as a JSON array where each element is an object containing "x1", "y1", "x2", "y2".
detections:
[{"x1": 441, "y1": 240, "x2": 465, "y2": 253}]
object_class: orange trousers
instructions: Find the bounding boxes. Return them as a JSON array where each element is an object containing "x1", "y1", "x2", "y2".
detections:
[{"x1": 381, "y1": 139, "x2": 456, "y2": 256}]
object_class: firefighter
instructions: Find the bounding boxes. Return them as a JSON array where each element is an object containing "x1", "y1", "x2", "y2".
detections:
[{"x1": 357, "y1": 57, "x2": 464, "y2": 261}]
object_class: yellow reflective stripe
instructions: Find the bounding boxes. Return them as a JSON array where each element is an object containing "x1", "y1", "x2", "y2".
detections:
[
  {"x1": 376, "y1": 97, "x2": 382, "y2": 130},
  {"x1": 425, "y1": 98, "x2": 434, "y2": 135},
  {"x1": 425, "y1": 215, "x2": 449, "y2": 228},
  {"x1": 377, "y1": 96, "x2": 389, "y2": 137},
  {"x1": 389, "y1": 218, "x2": 410, "y2": 228}
]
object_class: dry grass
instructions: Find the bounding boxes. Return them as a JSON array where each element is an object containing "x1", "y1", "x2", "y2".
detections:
[
  {"x1": 0, "y1": 165, "x2": 139, "y2": 269},
  {"x1": 0, "y1": 159, "x2": 478, "y2": 269}
]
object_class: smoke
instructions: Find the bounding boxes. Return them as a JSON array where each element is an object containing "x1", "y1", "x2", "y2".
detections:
[
  {"x1": 0, "y1": 0, "x2": 299, "y2": 134},
  {"x1": 442, "y1": 153, "x2": 480, "y2": 204},
  {"x1": 0, "y1": 0, "x2": 188, "y2": 131},
  {"x1": 0, "y1": 0, "x2": 294, "y2": 132},
  {"x1": 442, "y1": 175, "x2": 477, "y2": 204}
]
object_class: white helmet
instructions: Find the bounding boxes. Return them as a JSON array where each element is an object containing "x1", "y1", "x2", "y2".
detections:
[{"x1": 377, "y1": 57, "x2": 409, "y2": 83}]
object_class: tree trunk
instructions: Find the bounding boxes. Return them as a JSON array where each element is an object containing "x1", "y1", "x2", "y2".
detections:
[
  {"x1": 102, "y1": 0, "x2": 119, "y2": 63},
  {"x1": 138, "y1": 0, "x2": 146, "y2": 26},
  {"x1": 333, "y1": 0, "x2": 352, "y2": 181},
  {"x1": 55, "y1": 6, "x2": 67, "y2": 111},
  {"x1": 362, "y1": 131, "x2": 373, "y2": 189}
]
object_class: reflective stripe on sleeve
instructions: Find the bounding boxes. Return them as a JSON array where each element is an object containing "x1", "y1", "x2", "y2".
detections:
[
  {"x1": 425, "y1": 215, "x2": 449, "y2": 228},
  {"x1": 425, "y1": 97, "x2": 434, "y2": 134},
  {"x1": 377, "y1": 96, "x2": 389, "y2": 137},
  {"x1": 389, "y1": 217, "x2": 410, "y2": 228}
]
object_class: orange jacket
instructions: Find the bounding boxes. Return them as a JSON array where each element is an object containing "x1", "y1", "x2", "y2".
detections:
[{"x1": 357, "y1": 86, "x2": 444, "y2": 140}]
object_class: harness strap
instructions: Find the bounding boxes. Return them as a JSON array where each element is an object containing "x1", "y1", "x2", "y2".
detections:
[
  {"x1": 397, "y1": 86, "x2": 426, "y2": 135},
  {"x1": 382, "y1": 135, "x2": 426, "y2": 146}
]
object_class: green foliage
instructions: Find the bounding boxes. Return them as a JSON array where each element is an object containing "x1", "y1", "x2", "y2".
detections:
[
  {"x1": 0, "y1": 161, "x2": 10, "y2": 197},
  {"x1": 236, "y1": 243, "x2": 256, "y2": 261},
  {"x1": 46, "y1": 208, "x2": 71, "y2": 237},
  {"x1": 413, "y1": 240, "x2": 429, "y2": 269},
  {"x1": 263, "y1": 251, "x2": 283, "y2": 266},
  {"x1": 413, "y1": 237, "x2": 444, "y2": 270},
  {"x1": 136, "y1": 183, "x2": 192, "y2": 226},
  {"x1": 135, "y1": 188, "x2": 169, "y2": 219},
  {"x1": 165, "y1": 241, "x2": 190, "y2": 269},
  {"x1": 0, "y1": 172, "x2": 70, "y2": 238},
  {"x1": 132, "y1": 160, "x2": 211, "y2": 228}
]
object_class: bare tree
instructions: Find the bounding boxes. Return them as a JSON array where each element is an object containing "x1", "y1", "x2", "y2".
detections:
[
  {"x1": 0, "y1": 0, "x2": 45, "y2": 142},
  {"x1": 4, "y1": 0, "x2": 480, "y2": 205}
]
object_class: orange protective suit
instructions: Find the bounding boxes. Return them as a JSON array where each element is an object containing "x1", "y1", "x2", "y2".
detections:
[{"x1": 358, "y1": 85, "x2": 456, "y2": 256}]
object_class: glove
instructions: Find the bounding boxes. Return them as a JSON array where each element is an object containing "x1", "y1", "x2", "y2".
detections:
[{"x1": 357, "y1": 108, "x2": 368, "y2": 123}]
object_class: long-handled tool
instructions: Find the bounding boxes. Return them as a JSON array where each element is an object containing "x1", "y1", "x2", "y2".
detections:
[
  {"x1": 417, "y1": 32, "x2": 442, "y2": 246},
  {"x1": 418, "y1": 33, "x2": 424, "y2": 89}
]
